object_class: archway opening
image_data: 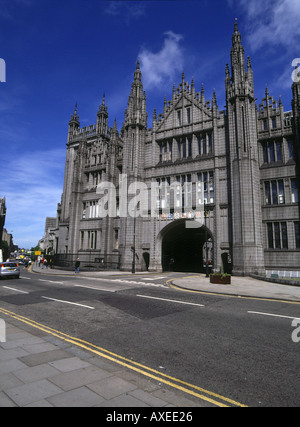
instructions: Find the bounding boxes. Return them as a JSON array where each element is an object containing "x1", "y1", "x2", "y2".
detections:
[{"x1": 161, "y1": 220, "x2": 213, "y2": 273}]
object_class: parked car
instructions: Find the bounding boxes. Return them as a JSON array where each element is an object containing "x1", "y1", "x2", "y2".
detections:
[{"x1": 0, "y1": 262, "x2": 20, "y2": 280}]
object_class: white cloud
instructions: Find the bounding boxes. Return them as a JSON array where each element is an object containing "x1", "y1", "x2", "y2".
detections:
[
  {"x1": 139, "y1": 31, "x2": 185, "y2": 90},
  {"x1": 232, "y1": 0, "x2": 300, "y2": 52}
]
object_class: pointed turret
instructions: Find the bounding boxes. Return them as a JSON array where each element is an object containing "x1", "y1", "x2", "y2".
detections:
[
  {"x1": 68, "y1": 103, "x2": 80, "y2": 142},
  {"x1": 111, "y1": 118, "x2": 119, "y2": 137},
  {"x1": 69, "y1": 103, "x2": 80, "y2": 125},
  {"x1": 201, "y1": 83, "x2": 205, "y2": 104},
  {"x1": 97, "y1": 93, "x2": 109, "y2": 136},
  {"x1": 134, "y1": 59, "x2": 142, "y2": 82},
  {"x1": 226, "y1": 20, "x2": 254, "y2": 102},
  {"x1": 231, "y1": 19, "x2": 245, "y2": 79},
  {"x1": 125, "y1": 60, "x2": 147, "y2": 129},
  {"x1": 212, "y1": 90, "x2": 218, "y2": 116}
]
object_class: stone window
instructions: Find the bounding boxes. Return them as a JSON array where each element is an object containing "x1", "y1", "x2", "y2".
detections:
[
  {"x1": 197, "y1": 133, "x2": 213, "y2": 156},
  {"x1": 287, "y1": 140, "x2": 294, "y2": 160},
  {"x1": 88, "y1": 230, "x2": 97, "y2": 250},
  {"x1": 159, "y1": 140, "x2": 172, "y2": 162},
  {"x1": 177, "y1": 110, "x2": 181, "y2": 126},
  {"x1": 186, "y1": 108, "x2": 191, "y2": 124},
  {"x1": 291, "y1": 179, "x2": 299, "y2": 203},
  {"x1": 263, "y1": 140, "x2": 282, "y2": 163},
  {"x1": 197, "y1": 171, "x2": 214, "y2": 205},
  {"x1": 267, "y1": 222, "x2": 288, "y2": 249},
  {"x1": 264, "y1": 180, "x2": 285, "y2": 205}
]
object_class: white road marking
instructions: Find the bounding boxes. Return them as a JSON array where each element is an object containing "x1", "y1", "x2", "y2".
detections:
[
  {"x1": 3, "y1": 286, "x2": 29, "y2": 294},
  {"x1": 41, "y1": 296, "x2": 95, "y2": 310},
  {"x1": 75, "y1": 284, "x2": 115, "y2": 293},
  {"x1": 248, "y1": 311, "x2": 299, "y2": 321},
  {"x1": 38, "y1": 279, "x2": 64, "y2": 284},
  {"x1": 137, "y1": 294, "x2": 205, "y2": 307},
  {"x1": 111, "y1": 279, "x2": 167, "y2": 288}
]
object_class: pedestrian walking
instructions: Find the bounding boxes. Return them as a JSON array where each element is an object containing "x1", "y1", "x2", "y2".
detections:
[{"x1": 75, "y1": 258, "x2": 80, "y2": 273}]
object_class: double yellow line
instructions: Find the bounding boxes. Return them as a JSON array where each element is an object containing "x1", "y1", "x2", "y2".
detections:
[{"x1": 0, "y1": 306, "x2": 247, "y2": 408}]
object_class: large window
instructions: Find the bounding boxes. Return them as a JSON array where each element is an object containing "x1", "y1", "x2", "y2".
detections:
[
  {"x1": 186, "y1": 108, "x2": 191, "y2": 124},
  {"x1": 156, "y1": 175, "x2": 193, "y2": 211},
  {"x1": 264, "y1": 180, "x2": 285, "y2": 205},
  {"x1": 197, "y1": 171, "x2": 214, "y2": 205},
  {"x1": 89, "y1": 201, "x2": 100, "y2": 218},
  {"x1": 197, "y1": 133, "x2": 213, "y2": 156},
  {"x1": 177, "y1": 138, "x2": 192, "y2": 159},
  {"x1": 156, "y1": 177, "x2": 171, "y2": 210},
  {"x1": 287, "y1": 140, "x2": 295, "y2": 160},
  {"x1": 291, "y1": 178, "x2": 299, "y2": 203},
  {"x1": 159, "y1": 141, "x2": 173, "y2": 163},
  {"x1": 88, "y1": 230, "x2": 97, "y2": 250},
  {"x1": 267, "y1": 222, "x2": 288, "y2": 249},
  {"x1": 180, "y1": 175, "x2": 192, "y2": 208},
  {"x1": 263, "y1": 140, "x2": 283, "y2": 164}
]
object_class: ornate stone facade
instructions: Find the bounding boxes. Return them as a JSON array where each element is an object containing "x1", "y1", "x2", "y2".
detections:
[{"x1": 55, "y1": 23, "x2": 300, "y2": 275}]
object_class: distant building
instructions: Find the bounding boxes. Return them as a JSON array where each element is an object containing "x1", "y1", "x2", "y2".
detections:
[
  {"x1": 55, "y1": 22, "x2": 300, "y2": 276},
  {"x1": 1, "y1": 228, "x2": 15, "y2": 254},
  {"x1": 44, "y1": 217, "x2": 57, "y2": 234},
  {"x1": 39, "y1": 217, "x2": 58, "y2": 254},
  {"x1": 0, "y1": 197, "x2": 6, "y2": 243}
]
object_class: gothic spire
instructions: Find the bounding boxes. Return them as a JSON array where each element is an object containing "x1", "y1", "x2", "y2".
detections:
[
  {"x1": 226, "y1": 19, "x2": 255, "y2": 102},
  {"x1": 134, "y1": 59, "x2": 142, "y2": 83},
  {"x1": 69, "y1": 103, "x2": 80, "y2": 124},
  {"x1": 230, "y1": 18, "x2": 246, "y2": 86},
  {"x1": 97, "y1": 92, "x2": 108, "y2": 136},
  {"x1": 111, "y1": 118, "x2": 119, "y2": 137},
  {"x1": 125, "y1": 60, "x2": 147, "y2": 128},
  {"x1": 98, "y1": 93, "x2": 108, "y2": 114}
]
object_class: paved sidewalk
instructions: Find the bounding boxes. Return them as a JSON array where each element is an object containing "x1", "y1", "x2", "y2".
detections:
[
  {"x1": 0, "y1": 318, "x2": 199, "y2": 407},
  {"x1": 31, "y1": 264, "x2": 130, "y2": 277},
  {"x1": 172, "y1": 275, "x2": 300, "y2": 303}
]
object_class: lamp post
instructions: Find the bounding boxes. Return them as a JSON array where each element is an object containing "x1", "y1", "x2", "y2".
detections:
[
  {"x1": 131, "y1": 215, "x2": 136, "y2": 274},
  {"x1": 204, "y1": 200, "x2": 209, "y2": 278}
]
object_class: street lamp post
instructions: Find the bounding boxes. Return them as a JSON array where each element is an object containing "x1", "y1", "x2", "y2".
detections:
[
  {"x1": 131, "y1": 215, "x2": 136, "y2": 274},
  {"x1": 204, "y1": 201, "x2": 209, "y2": 278}
]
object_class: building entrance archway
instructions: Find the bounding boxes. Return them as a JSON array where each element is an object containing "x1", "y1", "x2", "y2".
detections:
[{"x1": 160, "y1": 220, "x2": 213, "y2": 273}]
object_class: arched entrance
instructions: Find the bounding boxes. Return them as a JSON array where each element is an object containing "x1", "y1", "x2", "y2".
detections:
[{"x1": 160, "y1": 220, "x2": 213, "y2": 273}]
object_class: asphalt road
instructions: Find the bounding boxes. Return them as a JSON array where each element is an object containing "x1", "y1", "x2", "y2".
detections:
[{"x1": 0, "y1": 268, "x2": 299, "y2": 407}]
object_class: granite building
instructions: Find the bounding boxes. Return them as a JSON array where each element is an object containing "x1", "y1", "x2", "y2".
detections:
[{"x1": 55, "y1": 22, "x2": 300, "y2": 276}]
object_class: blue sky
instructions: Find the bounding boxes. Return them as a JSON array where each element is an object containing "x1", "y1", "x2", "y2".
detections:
[{"x1": 1, "y1": 0, "x2": 300, "y2": 249}]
